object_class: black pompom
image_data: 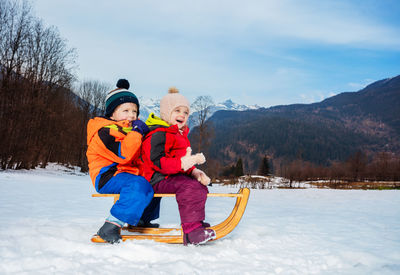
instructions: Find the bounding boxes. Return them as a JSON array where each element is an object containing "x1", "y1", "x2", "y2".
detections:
[{"x1": 116, "y1": 79, "x2": 130, "y2": 89}]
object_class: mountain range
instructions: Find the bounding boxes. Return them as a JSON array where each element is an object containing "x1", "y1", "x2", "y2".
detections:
[
  {"x1": 138, "y1": 97, "x2": 260, "y2": 125},
  {"x1": 191, "y1": 75, "x2": 400, "y2": 173}
]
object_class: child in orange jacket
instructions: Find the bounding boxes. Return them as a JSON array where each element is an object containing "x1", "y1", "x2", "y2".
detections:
[{"x1": 86, "y1": 79, "x2": 153, "y2": 244}]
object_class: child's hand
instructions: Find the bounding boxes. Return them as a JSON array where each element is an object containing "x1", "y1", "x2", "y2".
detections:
[
  {"x1": 192, "y1": 168, "x2": 211, "y2": 186},
  {"x1": 132, "y1": 120, "x2": 150, "y2": 136},
  {"x1": 181, "y1": 147, "x2": 206, "y2": 171}
]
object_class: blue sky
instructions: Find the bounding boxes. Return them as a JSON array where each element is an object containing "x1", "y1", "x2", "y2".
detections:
[{"x1": 33, "y1": 0, "x2": 400, "y2": 107}]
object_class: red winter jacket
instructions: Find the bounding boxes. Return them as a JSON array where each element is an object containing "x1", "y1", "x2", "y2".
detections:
[{"x1": 141, "y1": 113, "x2": 195, "y2": 185}]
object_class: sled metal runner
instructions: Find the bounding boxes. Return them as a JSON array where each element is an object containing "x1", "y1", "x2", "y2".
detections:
[{"x1": 91, "y1": 187, "x2": 250, "y2": 244}]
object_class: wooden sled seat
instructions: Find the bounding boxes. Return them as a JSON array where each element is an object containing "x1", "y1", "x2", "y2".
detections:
[{"x1": 91, "y1": 187, "x2": 250, "y2": 244}]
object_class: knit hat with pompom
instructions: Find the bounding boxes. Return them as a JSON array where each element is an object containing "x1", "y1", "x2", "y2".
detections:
[
  {"x1": 160, "y1": 87, "x2": 190, "y2": 124},
  {"x1": 105, "y1": 79, "x2": 140, "y2": 118}
]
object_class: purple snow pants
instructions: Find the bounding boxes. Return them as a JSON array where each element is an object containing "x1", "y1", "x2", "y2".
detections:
[{"x1": 153, "y1": 174, "x2": 208, "y2": 227}]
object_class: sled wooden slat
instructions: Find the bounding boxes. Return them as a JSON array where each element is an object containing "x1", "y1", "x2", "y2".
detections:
[
  {"x1": 91, "y1": 187, "x2": 250, "y2": 244},
  {"x1": 92, "y1": 193, "x2": 243, "y2": 199},
  {"x1": 91, "y1": 234, "x2": 184, "y2": 244},
  {"x1": 122, "y1": 226, "x2": 181, "y2": 235},
  {"x1": 92, "y1": 192, "x2": 244, "y2": 204}
]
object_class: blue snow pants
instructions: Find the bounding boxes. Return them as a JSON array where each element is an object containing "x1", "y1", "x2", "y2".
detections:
[{"x1": 97, "y1": 172, "x2": 154, "y2": 225}]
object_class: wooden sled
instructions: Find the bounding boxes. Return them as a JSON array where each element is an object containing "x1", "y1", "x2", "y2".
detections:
[{"x1": 91, "y1": 187, "x2": 250, "y2": 244}]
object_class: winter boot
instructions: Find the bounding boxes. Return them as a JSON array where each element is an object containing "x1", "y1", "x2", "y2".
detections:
[
  {"x1": 97, "y1": 221, "x2": 122, "y2": 244},
  {"x1": 183, "y1": 227, "x2": 216, "y2": 246}
]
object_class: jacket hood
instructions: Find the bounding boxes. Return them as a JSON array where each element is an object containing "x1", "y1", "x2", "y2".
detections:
[
  {"x1": 145, "y1": 113, "x2": 170, "y2": 128},
  {"x1": 87, "y1": 117, "x2": 131, "y2": 145}
]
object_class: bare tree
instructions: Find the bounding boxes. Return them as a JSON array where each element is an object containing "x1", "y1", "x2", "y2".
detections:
[
  {"x1": 0, "y1": 0, "x2": 77, "y2": 169},
  {"x1": 0, "y1": 0, "x2": 31, "y2": 84},
  {"x1": 190, "y1": 95, "x2": 214, "y2": 152},
  {"x1": 76, "y1": 80, "x2": 109, "y2": 116},
  {"x1": 346, "y1": 151, "x2": 367, "y2": 182},
  {"x1": 74, "y1": 80, "x2": 110, "y2": 171}
]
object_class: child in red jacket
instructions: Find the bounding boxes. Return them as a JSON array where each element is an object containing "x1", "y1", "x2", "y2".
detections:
[
  {"x1": 87, "y1": 79, "x2": 153, "y2": 244},
  {"x1": 141, "y1": 87, "x2": 216, "y2": 245}
]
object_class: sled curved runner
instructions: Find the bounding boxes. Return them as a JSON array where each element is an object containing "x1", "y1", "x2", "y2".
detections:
[{"x1": 91, "y1": 187, "x2": 250, "y2": 244}]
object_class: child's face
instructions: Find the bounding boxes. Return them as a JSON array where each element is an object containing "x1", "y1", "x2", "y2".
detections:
[
  {"x1": 170, "y1": 106, "x2": 189, "y2": 129},
  {"x1": 110, "y1": 102, "x2": 138, "y2": 123}
]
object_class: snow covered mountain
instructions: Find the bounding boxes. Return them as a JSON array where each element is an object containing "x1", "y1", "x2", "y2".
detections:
[
  {"x1": 214, "y1": 99, "x2": 260, "y2": 112},
  {"x1": 137, "y1": 97, "x2": 161, "y2": 121},
  {"x1": 138, "y1": 97, "x2": 260, "y2": 126}
]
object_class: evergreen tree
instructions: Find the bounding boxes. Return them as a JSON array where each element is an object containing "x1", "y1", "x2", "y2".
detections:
[
  {"x1": 234, "y1": 158, "x2": 244, "y2": 177},
  {"x1": 222, "y1": 165, "x2": 235, "y2": 178},
  {"x1": 258, "y1": 156, "x2": 270, "y2": 176}
]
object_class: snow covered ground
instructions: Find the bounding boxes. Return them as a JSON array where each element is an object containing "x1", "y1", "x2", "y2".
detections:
[{"x1": 1, "y1": 165, "x2": 400, "y2": 274}]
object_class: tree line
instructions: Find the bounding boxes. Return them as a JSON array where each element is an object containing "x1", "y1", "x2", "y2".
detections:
[
  {"x1": 0, "y1": 0, "x2": 108, "y2": 171},
  {"x1": 274, "y1": 151, "x2": 400, "y2": 183},
  {"x1": 216, "y1": 151, "x2": 399, "y2": 186}
]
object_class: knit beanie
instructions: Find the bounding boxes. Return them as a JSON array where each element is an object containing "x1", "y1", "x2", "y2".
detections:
[
  {"x1": 160, "y1": 87, "x2": 190, "y2": 124},
  {"x1": 105, "y1": 79, "x2": 140, "y2": 117}
]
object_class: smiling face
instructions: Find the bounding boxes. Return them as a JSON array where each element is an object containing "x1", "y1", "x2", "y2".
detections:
[
  {"x1": 110, "y1": 102, "x2": 138, "y2": 123},
  {"x1": 169, "y1": 106, "x2": 189, "y2": 129}
]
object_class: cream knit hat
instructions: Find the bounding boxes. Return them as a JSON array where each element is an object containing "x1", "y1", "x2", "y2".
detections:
[{"x1": 160, "y1": 87, "x2": 190, "y2": 124}]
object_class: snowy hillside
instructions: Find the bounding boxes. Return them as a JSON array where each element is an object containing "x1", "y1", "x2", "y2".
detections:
[
  {"x1": 138, "y1": 97, "x2": 260, "y2": 125},
  {"x1": 1, "y1": 165, "x2": 399, "y2": 274}
]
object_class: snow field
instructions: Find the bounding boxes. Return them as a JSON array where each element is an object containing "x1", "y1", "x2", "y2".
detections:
[{"x1": 0, "y1": 166, "x2": 399, "y2": 274}]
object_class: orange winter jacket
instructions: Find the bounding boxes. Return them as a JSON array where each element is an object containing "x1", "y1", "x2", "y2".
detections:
[{"x1": 86, "y1": 117, "x2": 143, "y2": 190}]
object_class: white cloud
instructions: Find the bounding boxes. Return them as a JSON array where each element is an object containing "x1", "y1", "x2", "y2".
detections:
[
  {"x1": 348, "y1": 78, "x2": 376, "y2": 90},
  {"x1": 36, "y1": 0, "x2": 400, "y2": 49},
  {"x1": 328, "y1": 92, "x2": 337, "y2": 97},
  {"x1": 298, "y1": 92, "x2": 321, "y2": 104},
  {"x1": 32, "y1": 0, "x2": 400, "y2": 107},
  {"x1": 108, "y1": 0, "x2": 400, "y2": 49}
]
